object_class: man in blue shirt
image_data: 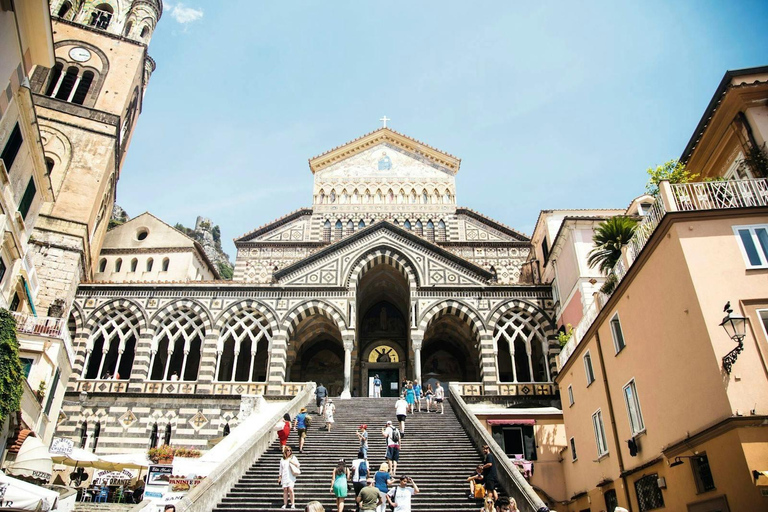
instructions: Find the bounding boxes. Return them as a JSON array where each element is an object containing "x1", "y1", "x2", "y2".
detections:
[
  {"x1": 293, "y1": 407, "x2": 309, "y2": 453},
  {"x1": 373, "y1": 375, "x2": 382, "y2": 398}
]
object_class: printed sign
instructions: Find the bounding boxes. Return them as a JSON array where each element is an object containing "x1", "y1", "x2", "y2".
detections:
[
  {"x1": 93, "y1": 469, "x2": 136, "y2": 484},
  {"x1": 168, "y1": 476, "x2": 204, "y2": 492},
  {"x1": 147, "y1": 465, "x2": 173, "y2": 485},
  {"x1": 50, "y1": 437, "x2": 74, "y2": 456}
]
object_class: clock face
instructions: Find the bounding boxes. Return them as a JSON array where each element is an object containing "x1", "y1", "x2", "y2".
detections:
[{"x1": 69, "y1": 47, "x2": 92, "y2": 62}]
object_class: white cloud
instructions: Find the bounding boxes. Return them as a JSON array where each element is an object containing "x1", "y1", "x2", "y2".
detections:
[{"x1": 166, "y1": 2, "x2": 203, "y2": 25}]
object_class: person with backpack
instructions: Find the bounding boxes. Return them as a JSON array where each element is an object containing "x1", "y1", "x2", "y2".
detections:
[
  {"x1": 316, "y1": 383, "x2": 328, "y2": 415},
  {"x1": 372, "y1": 375, "x2": 382, "y2": 398},
  {"x1": 351, "y1": 450, "x2": 368, "y2": 511},
  {"x1": 382, "y1": 420, "x2": 401, "y2": 476},
  {"x1": 385, "y1": 475, "x2": 419, "y2": 512},
  {"x1": 294, "y1": 407, "x2": 311, "y2": 454}
]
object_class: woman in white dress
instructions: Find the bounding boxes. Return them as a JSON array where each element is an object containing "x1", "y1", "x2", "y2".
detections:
[
  {"x1": 325, "y1": 398, "x2": 336, "y2": 432},
  {"x1": 278, "y1": 447, "x2": 301, "y2": 509}
]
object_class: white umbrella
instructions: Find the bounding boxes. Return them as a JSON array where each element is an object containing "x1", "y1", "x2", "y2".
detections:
[
  {"x1": 0, "y1": 472, "x2": 58, "y2": 511},
  {"x1": 8, "y1": 436, "x2": 52, "y2": 483},
  {"x1": 99, "y1": 452, "x2": 153, "y2": 469},
  {"x1": 49, "y1": 447, "x2": 100, "y2": 468}
]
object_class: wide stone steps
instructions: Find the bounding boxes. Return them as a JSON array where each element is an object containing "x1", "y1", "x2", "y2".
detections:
[{"x1": 214, "y1": 398, "x2": 492, "y2": 511}]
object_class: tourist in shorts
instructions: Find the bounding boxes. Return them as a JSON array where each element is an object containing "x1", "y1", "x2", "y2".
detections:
[
  {"x1": 424, "y1": 384, "x2": 434, "y2": 412},
  {"x1": 294, "y1": 407, "x2": 310, "y2": 453},
  {"x1": 395, "y1": 394, "x2": 408, "y2": 435},
  {"x1": 481, "y1": 445, "x2": 498, "y2": 501},
  {"x1": 467, "y1": 464, "x2": 486, "y2": 499},
  {"x1": 382, "y1": 421, "x2": 401, "y2": 476},
  {"x1": 434, "y1": 381, "x2": 445, "y2": 414}
]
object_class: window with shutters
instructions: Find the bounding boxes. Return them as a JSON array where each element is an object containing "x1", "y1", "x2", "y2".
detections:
[
  {"x1": 1, "y1": 124, "x2": 23, "y2": 172},
  {"x1": 18, "y1": 177, "x2": 37, "y2": 220}
]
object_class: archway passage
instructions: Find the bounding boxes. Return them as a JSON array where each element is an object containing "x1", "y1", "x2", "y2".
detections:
[
  {"x1": 287, "y1": 315, "x2": 344, "y2": 396},
  {"x1": 356, "y1": 261, "x2": 410, "y2": 397},
  {"x1": 422, "y1": 314, "x2": 480, "y2": 390}
]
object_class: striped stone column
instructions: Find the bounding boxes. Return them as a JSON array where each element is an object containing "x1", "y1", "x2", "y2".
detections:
[
  {"x1": 478, "y1": 330, "x2": 498, "y2": 395},
  {"x1": 266, "y1": 330, "x2": 288, "y2": 395},
  {"x1": 196, "y1": 330, "x2": 219, "y2": 394},
  {"x1": 128, "y1": 330, "x2": 154, "y2": 392},
  {"x1": 69, "y1": 330, "x2": 91, "y2": 392}
]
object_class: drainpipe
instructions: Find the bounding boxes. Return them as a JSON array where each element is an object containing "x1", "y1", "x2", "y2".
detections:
[{"x1": 595, "y1": 330, "x2": 632, "y2": 510}]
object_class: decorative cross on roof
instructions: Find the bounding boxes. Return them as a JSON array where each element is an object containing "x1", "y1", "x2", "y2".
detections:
[{"x1": 379, "y1": 115, "x2": 390, "y2": 128}]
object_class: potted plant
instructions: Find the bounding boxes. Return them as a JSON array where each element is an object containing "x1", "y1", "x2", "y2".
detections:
[
  {"x1": 173, "y1": 446, "x2": 201, "y2": 458},
  {"x1": 35, "y1": 381, "x2": 46, "y2": 404},
  {"x1": 148, "y1": 444, "x2": 174, "y2": 464}
]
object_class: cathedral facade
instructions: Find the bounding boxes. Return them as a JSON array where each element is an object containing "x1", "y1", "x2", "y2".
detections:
[{"x1": 59, "y1": 128, "x2": 560, "y2": 450}]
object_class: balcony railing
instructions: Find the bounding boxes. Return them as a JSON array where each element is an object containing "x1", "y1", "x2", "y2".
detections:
[
  {"x1": 11, "y1": 311, "x2": 66, "y2": 338},
  {"x1": 558, "y1": 177, "x2": 768, "y2": 370}
]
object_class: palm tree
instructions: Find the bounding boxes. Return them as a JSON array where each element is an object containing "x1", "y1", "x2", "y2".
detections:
[{"x1": 588, "y1": 216, "x2": 638, "y2": 293}]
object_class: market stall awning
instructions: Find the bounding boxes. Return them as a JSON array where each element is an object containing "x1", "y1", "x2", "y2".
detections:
[
  {"x1": 486, "y1": 419, "x2": 536, "y2": 426},
  {"x1": 8, "y1": 436, "x2": 53, "y2": 482},
  {"x1": 0, "y1": 472, "x2": 58, "y2": 511},
  {"x1": 49, "y1": 447, "x2": 101, "y2": 468}
]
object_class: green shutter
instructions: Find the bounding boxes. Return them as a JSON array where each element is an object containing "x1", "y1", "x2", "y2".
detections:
[{"x1": 18, "y1": 177, "x2": 36, "y2": 219}]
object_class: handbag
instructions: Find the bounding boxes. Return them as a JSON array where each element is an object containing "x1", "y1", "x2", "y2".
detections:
[{"x1": 289, "y1": 458, "x2": 301, "y2": 476}]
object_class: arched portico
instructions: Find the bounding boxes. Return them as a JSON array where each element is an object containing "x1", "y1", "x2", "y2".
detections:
[{"x1": 355, "y1": 255, "x2": 412, "y2": 397}]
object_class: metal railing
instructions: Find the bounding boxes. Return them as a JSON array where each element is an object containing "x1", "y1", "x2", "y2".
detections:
[{"x1": 11, "y1": 311, "x2": 66, "y2": 338}]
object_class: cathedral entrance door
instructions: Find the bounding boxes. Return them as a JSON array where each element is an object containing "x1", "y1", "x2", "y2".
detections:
[{"x1": 369, "y1": 368, "x2": 400, "y2": 397}]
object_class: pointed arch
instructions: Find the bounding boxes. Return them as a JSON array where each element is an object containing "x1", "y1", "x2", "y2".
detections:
[
  {"x1": 149, "y1": 301, "x2": 208, "y2": 381},
  {"x1": 215, "y1": 303, "x2": 274, "y2": 382},
  {"x1": 418, "y1": 300, "x2": 485, "y2": 339},
  {"x1": 82, "y1": 300, "x2": 145, "y2": 380},
  {"x1": 283, "y1": 300, "x2": 348, "y2": 341},
  {"x1": 346, "y1": 246, "x2": 420, "y2": 290}
]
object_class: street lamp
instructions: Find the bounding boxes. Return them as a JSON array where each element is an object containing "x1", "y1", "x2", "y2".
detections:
[{"x1": 719, "y1": 302, "x2": 747, "y2": 374}]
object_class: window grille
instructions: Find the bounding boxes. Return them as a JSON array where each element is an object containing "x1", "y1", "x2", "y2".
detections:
[
  {"x1": 494, "y1": 309, "x2": 550, "y2": 383},
  {"x1": 691, "y1": 454, "x2": 716, "y2": 493},
  {"x1": 634, "y1": 474, "x2": 664, "y2": 511}
]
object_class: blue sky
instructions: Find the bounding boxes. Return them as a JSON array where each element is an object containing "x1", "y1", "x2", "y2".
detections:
[{"x1": 116, "y1": 1, "x2": 768, "y2": 259}]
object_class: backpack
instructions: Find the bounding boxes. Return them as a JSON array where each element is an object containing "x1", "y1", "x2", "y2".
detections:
[
  {"x1": 391, "y1": 428, "x2": 400, "y2": 443},
  {"x1": 358, "y1": 460, "x2": 368, "y2": 478},
  {"x1": 304, "y1": 414, "x2": 312, "y2": 427}
]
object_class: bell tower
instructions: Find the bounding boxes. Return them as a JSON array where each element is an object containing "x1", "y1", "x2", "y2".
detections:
[{"x1": 27, "y1": 0, "x2": 162, "y2": 311}]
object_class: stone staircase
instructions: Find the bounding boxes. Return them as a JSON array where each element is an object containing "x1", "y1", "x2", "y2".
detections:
[{"x1": 214, "y1": 397, "x2": 501, "y2": 511}]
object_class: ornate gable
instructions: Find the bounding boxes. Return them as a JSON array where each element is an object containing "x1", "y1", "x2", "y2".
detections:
[
  {"x1": 309, "y1": 128, "x2": 460, "y2": 175},
  {"x1": 274, "y1": 223, "x2": 492, "y2": 288}
]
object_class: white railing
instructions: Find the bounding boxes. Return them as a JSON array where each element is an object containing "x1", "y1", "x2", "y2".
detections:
[
  {"x1": 10, "y1": 311, "x2": 66, "y2": 339},
  {"x1": 559, "y1": 177, "x2": 768, "y2": 370},
  {"x1": 672, "y1": 178, "x2": 768, "y2": 211}
]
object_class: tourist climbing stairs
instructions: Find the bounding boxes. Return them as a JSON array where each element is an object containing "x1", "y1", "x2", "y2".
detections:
[{"x1": 214, "y1": 397, "x2": 501, "y2": 511}]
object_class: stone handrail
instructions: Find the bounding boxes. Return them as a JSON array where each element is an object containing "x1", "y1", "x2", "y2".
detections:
[
  {"x1": 448, "y1": 384, "x2": 547, "y2": 512},
  {"x1": 174, "y1": 384, "x2": 316, "y2": 512}
]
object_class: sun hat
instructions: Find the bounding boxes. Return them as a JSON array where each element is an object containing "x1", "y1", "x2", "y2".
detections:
[{"x1": 300, "y1": 407, "x2": 307, "y2": 413}]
